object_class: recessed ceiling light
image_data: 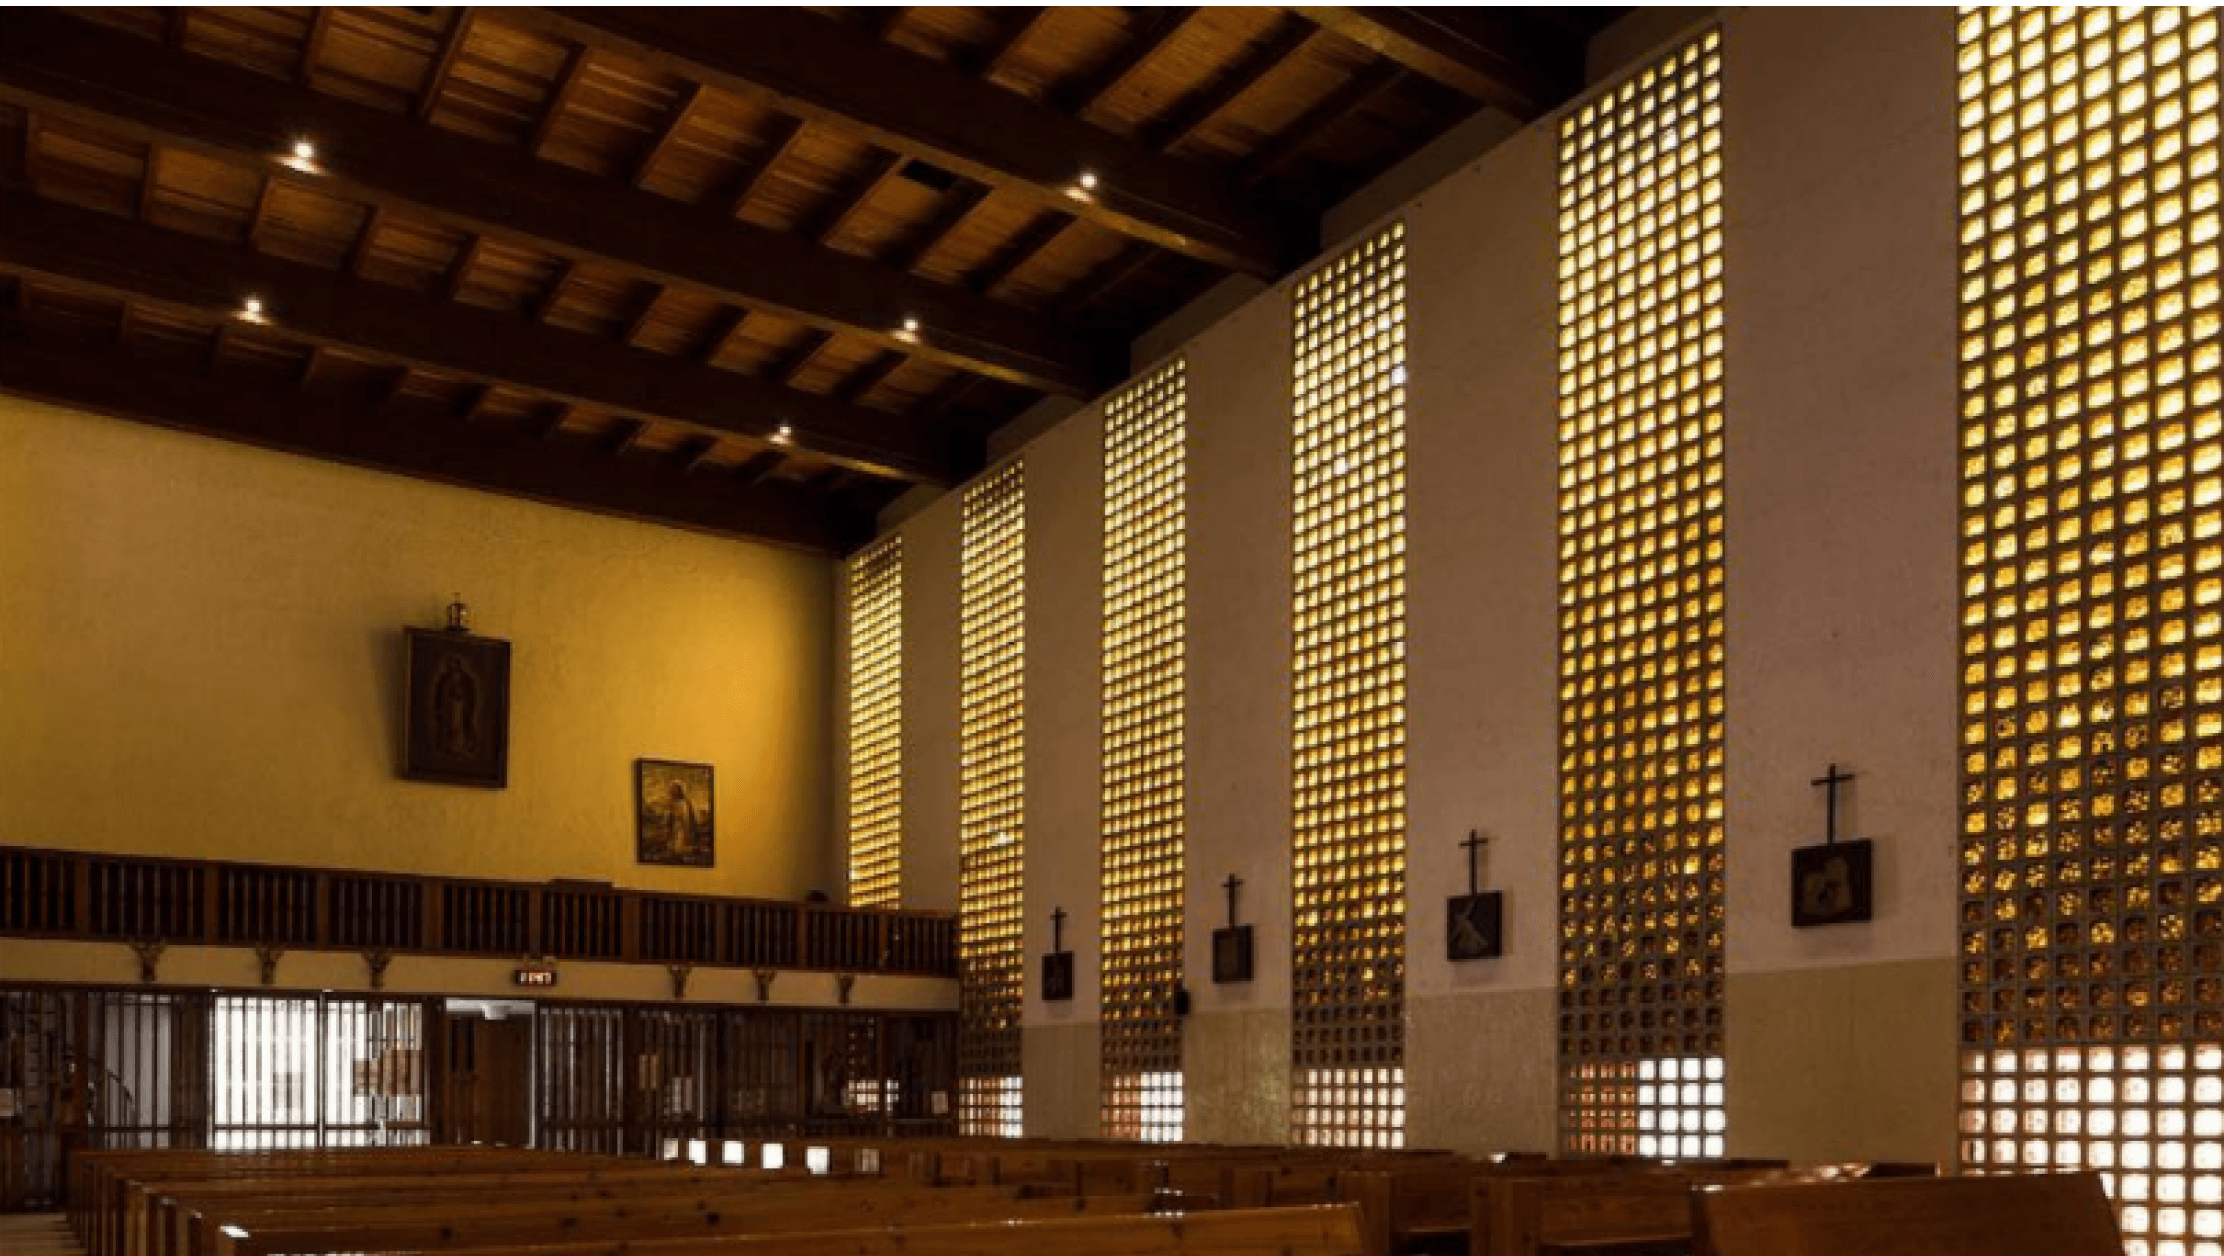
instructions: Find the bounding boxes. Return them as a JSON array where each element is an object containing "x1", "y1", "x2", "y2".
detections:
[
  {"x1": 241, "y1": 296, "x2": 265, "y2": 319},
  {"x1": 901, "y1": 317, "x2": 920, "y2": 335},
  {"x1": 773, "y1": 424, "x2": 793, "y2": 444},
  {"x1": 1078, "y1": 171, "x2": 1099, "y2": 191},
  {"x1": 292, "y1": 139, "x2": 317, "y2": 164}
]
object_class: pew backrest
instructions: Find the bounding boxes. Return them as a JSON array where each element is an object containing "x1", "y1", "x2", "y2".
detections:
[{"x1": 1693, "y1": 1171, "x2": 2124, "y2": 1256}]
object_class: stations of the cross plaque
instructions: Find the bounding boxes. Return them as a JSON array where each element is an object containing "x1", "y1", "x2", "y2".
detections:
[
  {"x1": 1791, "y1": 761, "x2": 1875, "y2": 928},
  {"x1": 1040, "y1": 906, "x2": 1075, "y2": 1002},
  {"x1": 1446, "y1": 829, "x2": 1504, "y2": 961},
  {"x1": 1211, "y1": 873, "x2": 1254, "y2": 984}
]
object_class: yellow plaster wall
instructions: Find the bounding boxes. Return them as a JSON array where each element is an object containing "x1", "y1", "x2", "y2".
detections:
[{"x1": 0, "y1": 396, "x2": 837, "y2": 898}]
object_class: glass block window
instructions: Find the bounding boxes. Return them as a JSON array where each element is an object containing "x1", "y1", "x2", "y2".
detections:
[
  {"x1": 1554, "y1": 29, "x2": 1728, "y2": 1159},
  {"x1": 1291, "y1": 221, "x2": 1409, "y2": 1150},
  {"x1": 959, "y1": 461, "x2": 1025, "y2": 1136},
  {"x1": 1954, "y1": 9, "x2": 2224, "y2": 1252},
  {"x1": 847, "y1": 537, "x2": 903, "y2": 909},
  {"x1": 1100, "y1": 360, "x2": 1189, "y2": 1142}
]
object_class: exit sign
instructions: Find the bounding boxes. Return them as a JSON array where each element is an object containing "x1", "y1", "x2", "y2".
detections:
[{"x1": 513, "y1": 964, "x2": 559, "y2": 988}]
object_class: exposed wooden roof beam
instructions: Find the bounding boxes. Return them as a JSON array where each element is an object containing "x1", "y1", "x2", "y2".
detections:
[
  {"x1": 418, "y1": 8, "x2": 476, "y2": 122},
  {"x1": 297, "y1": 9, "x2": 332, "y2": 86},
  {"x1": 970, "y1": 213, "x2": 1070, "y2": 297},
  {"x1": 0, "y1": 316, "x2": 848, "y2": 551},
  {"x1": 735, "y1": 450, "x2": 785, "y2": 487},
  {"x1": 972, "y1": 7, "x2": 1051, "y2": 82},
  {"x1": 507, "y1": 7, "x2": 1303, "y2": 278},
  {"x1": 675, "y1": 433, "x2": 720, "y2": 474},
  {"x1": 889, "y1": 181, "x2": 990, "y2": 273},
  {"x1": 631, "y1": 81, "x2": 706, "y2": 187},
  {"x1": 726, "y1": 117, "x2": 805, "y2": 219},
  {"x1": 0, "y1": 10, "x2": 1107, "y2": 396},
  {"x1": 810, "y1": 149, "x2": 904, "y2": 247},
  {"x1": 695, "y1": 306, "x2": 750, "y2": 365},
  {"x1": 1289, "y1": 7, "x2": 1580, "y2": 120},
  {"x1": 0, "y1": 189, "x2": 975, "y2": 485},
  {"x1": 527, "y1": 45, "x2": 591, "y2": 158}
]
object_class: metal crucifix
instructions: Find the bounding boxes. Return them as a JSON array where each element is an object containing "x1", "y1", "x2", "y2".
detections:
[
  {"x1": 1222, "y1": 873, "x2": 1243, "y2": 928},
  {"x1": 1050, "y1": 906, "x2": 1068, "y2": 952},
  {"x1": 1462, "y1": 830, "x2": 1490, "y2": 895},
  {"x1": 1812, "y1": 763, "x2": 1855, "y2": 846}
]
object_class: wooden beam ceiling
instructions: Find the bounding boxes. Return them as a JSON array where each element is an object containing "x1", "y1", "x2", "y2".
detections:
[
  {"x1": 0, "y1": 316, "x2": 854, "y2": 552},
  {"x1": 0, "y1": 190, "x2": 978, "y2": 487},
  {"x1": 1291, "y1": 8, "x2": 1585, "y2": 120},
  {"x1": 0, "y1": 8, "x2": 1108, "y2": 398},
  {"x1": 505, "y1": 7, "x2": 1309, "y2": 279}
]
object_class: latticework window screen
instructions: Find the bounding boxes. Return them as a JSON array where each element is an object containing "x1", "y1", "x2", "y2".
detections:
[
  {"x1": 1100, "y1": 361, "x2": 1189, "y2": 1143},
  {"x1": 1955, "y1": 9, "x2": 2224, "y2": 1253},
  {"x1": 847, "y1": 537, "x2": 903, "y2": 910},
  {"x1": 1290, "y1": 222, "x2": 1409, "y2": 1149},
  {"x1": 958, "y1": 461, "x2": 1025, "y2": 1137},
  {"x1": 1554, "y1": 30, "x2": 1728, "y2": 1159}
]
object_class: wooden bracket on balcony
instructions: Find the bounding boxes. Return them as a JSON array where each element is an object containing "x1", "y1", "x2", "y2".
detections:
[
  {"x1": 363, "y1": 947, "x2": 394, "y2": 991},
  {"x1": 668, "y1": 963, "x2": 694, "y2": 1001},
  {"x1": 255, "y1": 943, "x2": 286, "y2": 987},
  {"x1": 836, "y1": 972, "x2": 857, "y2": 1006},
  {"x1": 752, "y1": 968, "x2": 777, "y2": 1003},
  {"x1": 128, "y1": 937, "x2": 166, "y2": 984}
]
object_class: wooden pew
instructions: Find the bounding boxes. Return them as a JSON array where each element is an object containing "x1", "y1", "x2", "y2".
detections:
[
  {"x1": 218, "y1": 1187, "x2": 1156, "y2": 1256},
  {"x1": 1471, "y1": 1164, "x2": 1793, "y2": 1256},
  {"x1": 1692, "y1": 1171, "x2": 2123, "y2": 1256},
  {"x1": 315, "y1": 1203, "x2": 1369, "y2": 1256}
]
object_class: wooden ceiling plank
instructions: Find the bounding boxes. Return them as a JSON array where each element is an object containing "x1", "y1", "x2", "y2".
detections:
[
  {"x1": 889, "y1": 181, "x2": 990, "y2": 274},
  {"x1": 418, "y1": 8, "x2": 477, "y2": 122},
  {"x1": 1059, "y1": 7, "x2": 1201, "y2": 118},
  {"x1": 1289, "y1": 7, "x2": 1577, "y2": 120},
  {"x1": 631, "y1": 81, "x2": 706, "y2": 188},
  {"x1": 1146, "y1": 20, "x2": 1322, "y2": 152},
  {"x1": 0, "y1": 316, "x2": 847, "y2": 550},
  {"x1": 528, "y1": 45, "x2": 592, "y2": 158},
  {"x1": 0, "y1": 189, "x2": 974, "y2": 485},
  {"x1": 533, "y1": 402, "x2": 575, "y2": 439},
  {"x1": 298, "y1": 342, "x2": 326, "y2": 389},
  {"x1": 1241, "y1": 61, "x2": 1402, "y2": 183},
  {"x1": 870, "y1": 8, "x2": 913, "y2": 43},
  {"x1": 505, "y1": 7, "x2": 1300, "y2": 277},
  {"x1": 0, "y1": 11, "x2": 1105, "y2": 395}
]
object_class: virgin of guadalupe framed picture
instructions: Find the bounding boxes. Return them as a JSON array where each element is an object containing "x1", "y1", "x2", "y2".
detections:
[
  {"x1": 637, "y1": 759, "x2": 714, "y2": 868},
  {"x1": 402, "y1": 627, "x2": 511, "y2": 788}
]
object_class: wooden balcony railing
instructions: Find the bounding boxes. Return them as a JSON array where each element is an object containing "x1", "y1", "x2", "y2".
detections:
[{"x1": 0, "y1": 844, "x2": 957, "y2": 977}]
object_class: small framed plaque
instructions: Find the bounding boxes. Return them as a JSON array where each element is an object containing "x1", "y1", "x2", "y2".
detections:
[
  {"x1": 1792, "y1": 839, "x2": 1874, "y2": 927},
  {"x1": 1041, "y1": 951, "x2": 1075, "y2": 1002},
  {"x1": 1211, "y1": 924, "x2": 1254, "y2": 984},
  {"x1": 1446, "y1": 890, "x2": 1504, "y2": 961}
]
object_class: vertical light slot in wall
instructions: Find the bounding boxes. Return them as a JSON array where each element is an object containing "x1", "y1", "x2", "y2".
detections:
[
  {"x1": 958, "y1": 461, "x2": 1025, "y2": 1137},
  {"x1": 847, "y1": 537, "x2": 903, "y2": 909},
  {"x1": 1100, "y1": 360, "x2": 1188, "y2": 1143},
  {"x1": 1955, "y1": 9, "x2": 2224, "y2": 1251},
  {"x1": 1291, "y1": 222, "x2": 1409, "y2": 1149},
  {"x1": 1555, "y1": 29, "x2": 1728, "y2": 1158}
]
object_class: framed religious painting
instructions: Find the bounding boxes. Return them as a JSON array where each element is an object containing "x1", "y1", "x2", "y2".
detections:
[
  {"x1": 402, "y1": 627, "x2": 511, "y2": 788},
  {"x1": 637, "y1": 759, "x2": 715, "y2": 868}
]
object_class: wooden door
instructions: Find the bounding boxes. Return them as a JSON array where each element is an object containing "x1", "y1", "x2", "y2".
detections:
[{"x1": 442, "y1": 1014, "x2": 531, "y2": 1147}]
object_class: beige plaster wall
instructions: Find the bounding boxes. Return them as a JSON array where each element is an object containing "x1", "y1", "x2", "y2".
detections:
[{"x1": 0, "y1": 396, "x2": 836, "y2": 899}]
